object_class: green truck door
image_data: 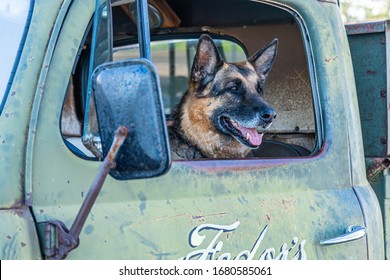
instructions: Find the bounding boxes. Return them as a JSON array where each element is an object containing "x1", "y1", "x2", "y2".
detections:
[{"x1": 28, "y1": 0, "x2": 368, "y2": 260}]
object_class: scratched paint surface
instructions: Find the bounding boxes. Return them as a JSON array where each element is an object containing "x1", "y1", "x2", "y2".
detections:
[
  {"x1": 0, "y1": 0, "x2": 64, "y2": 208},
  {"x1": 29, "y1": 0, "x2": 368, "y2": 260},
  {"x1": 0, "y1": 208, "x2": 41, "y2": 259},
  {"x1": 0, "y1": 0, "x2": 384, "y2": 259}
]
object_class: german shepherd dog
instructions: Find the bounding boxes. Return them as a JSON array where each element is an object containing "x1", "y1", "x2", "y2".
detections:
[{"x1": 169, "y1": 34, "x2": 278, "y2": 160}]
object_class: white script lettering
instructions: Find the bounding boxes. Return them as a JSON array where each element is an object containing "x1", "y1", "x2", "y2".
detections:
[{"x1": 181, "y1": 221, "x2": 307, "y2": 260}]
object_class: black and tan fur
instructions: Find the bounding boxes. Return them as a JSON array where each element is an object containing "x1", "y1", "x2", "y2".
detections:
[{"x1": 169, "y1": 34, "x2": 278, "y2": 160}]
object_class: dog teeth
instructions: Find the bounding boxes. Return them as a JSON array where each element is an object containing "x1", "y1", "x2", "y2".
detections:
[
  {"x1": 231, "y1": 120, "x2": 239, "y2": 127},
  {"x1": 246, "y1": 132, "x2": 251, "y2": 141}
]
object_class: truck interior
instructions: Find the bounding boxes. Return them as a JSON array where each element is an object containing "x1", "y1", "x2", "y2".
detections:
[{"x1": 61, "y1": 0, "x2": 319, "y2": 160}]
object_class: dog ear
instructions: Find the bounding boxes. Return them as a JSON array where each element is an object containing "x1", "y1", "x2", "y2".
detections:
[
  {"x1": 249, "y1": 38, "x2": 278, "y2": 86},
  {"x1": 190, "y1": 34, "x2": 223, "y2": 85}
]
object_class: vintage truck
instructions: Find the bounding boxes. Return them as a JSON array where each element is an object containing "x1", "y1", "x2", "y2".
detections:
[{"x1": 0, "y1": 0, "x2": 389, "y2": 260}]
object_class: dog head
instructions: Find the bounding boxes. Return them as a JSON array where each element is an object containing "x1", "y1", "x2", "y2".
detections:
[{"x1": 178, "y1": 34, "x2": 278, "y2": 158}]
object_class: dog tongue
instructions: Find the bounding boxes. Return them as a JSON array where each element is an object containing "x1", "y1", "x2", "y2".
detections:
[{"x1": 238, "y1": 126, "x2": 263, "y2": 146}]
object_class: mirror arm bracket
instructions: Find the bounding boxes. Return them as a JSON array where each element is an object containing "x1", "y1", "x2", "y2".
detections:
[
  {"x1": 136, "y1": 0, "x2": 151, "y2": 60},
  {"x1": 37, "y1": 127, "x2": 128, "y2": 260}
]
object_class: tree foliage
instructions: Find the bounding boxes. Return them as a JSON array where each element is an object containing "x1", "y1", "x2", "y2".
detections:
[{"x1": 340, "y1": 0, "x2": 390, "y2": 22}]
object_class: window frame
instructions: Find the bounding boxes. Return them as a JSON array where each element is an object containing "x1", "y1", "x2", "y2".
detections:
[{"x1": 64, "y1": 0, "x2": 324, "y2": 162}]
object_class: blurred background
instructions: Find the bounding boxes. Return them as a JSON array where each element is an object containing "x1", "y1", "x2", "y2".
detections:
[{"x1": 340, "y1": 0, "x2": 389, "y2": 22}]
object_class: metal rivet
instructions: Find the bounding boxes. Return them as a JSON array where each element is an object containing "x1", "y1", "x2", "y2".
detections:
[
  {"x1": 381, "y1": 90, "x2": 387, "y2": 97},
  {"x1": 380, "y1": 136, "x2": 387, "y2": 145}
]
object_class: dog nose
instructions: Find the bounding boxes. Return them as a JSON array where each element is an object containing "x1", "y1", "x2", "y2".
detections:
[{"x1": 261, "y1": 108, "x2": 276, "y2": 122}]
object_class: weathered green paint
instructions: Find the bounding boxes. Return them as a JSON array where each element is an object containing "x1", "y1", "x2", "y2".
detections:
[
  {"x1": 25, "y1": 0, "x2": 74, "y2": 205},
  {"x1": 0, "y1": 0, "x2": 64, "y2": 207},
  {"x1": 29, "y1": 0, "x2": 364, "y2": 259},
  {"x1": 0, "y1": 0, "x2": 386, "y2": 259},
  {"x1": 348, "y1": 21, "x2": 390, "y2": 259},
  {"x1": 347, "y1": 23, "x2": 388, "y2": 158},
  {"x1": 0, "y1": 207, "x2": 41, "y2": 259},
  {"x1": 0, "y1": 0, "x2": 65, "y2": 260}
]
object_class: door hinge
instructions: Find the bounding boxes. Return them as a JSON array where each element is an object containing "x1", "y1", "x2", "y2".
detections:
[{"x1": 37, "y1": 220, "x2": 79, "y2": 260}]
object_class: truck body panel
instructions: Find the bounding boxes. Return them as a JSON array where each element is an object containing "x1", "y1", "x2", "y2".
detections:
[
  {"x1": 347, "y1": 20, "x2": 390, "y2": 260},
  {"x1": 0, "y1": 207, "x2": 41, "y2": 259},
  {"x1": 0, "y1": 0, "x2": 65, "y2": 208},
  {"x1": 0, "y1": 0, "x2": 387, "y2": 260}
]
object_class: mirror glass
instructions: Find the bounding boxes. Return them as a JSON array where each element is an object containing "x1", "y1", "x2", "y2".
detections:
[{"x1": 92, "y1": 59, "x2": 171, "y2": 180}]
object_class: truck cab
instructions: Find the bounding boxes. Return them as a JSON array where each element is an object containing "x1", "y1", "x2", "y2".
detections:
[{"x1": 0, "y1": 0, "x2": 387, "y2": 259}]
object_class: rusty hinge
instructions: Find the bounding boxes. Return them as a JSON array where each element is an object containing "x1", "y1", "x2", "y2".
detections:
[
  {"x1": 37, "y1": 127, "x2": 127, "y2": 260},
  {"x1": 37, "y1": 221, "x2": 79, "y2": 260}
]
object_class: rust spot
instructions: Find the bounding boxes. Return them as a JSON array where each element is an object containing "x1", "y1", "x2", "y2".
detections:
[
  {"x1": 325, "y1": 56, "x2": 337, "y2": 63},
  {"x1": 226, "y1": 233, "x2": 230, "y2": 240},
  {"x1": 192, "y1": 212, "x2": 227, "y2": 220},
  {"x1": 266, "y1": 214, "x2": 271, "y2": 221},
  {"x1": 107, "y1": 126, "x2": 128, "y2": 162},
  {"x1": 39, "y1": 209, "x2": 44, "y2": 214},
  {"x1": 10, "y1": 91, "x2": 16, "y2": 96},
  {"x1": 366, "y1": 70, "x2": 376, "y2": 75},
  {"x1": 20, "y1": 242, "x2": 26, "y2": 247},
  {"x1": 10, "y1": 209, "x2": 24, "y2": 217},
  {"x1": 6, "y1": 235, "x2": 12, "y2": 240},
  {"x1": 367, "y1": 157, "x2": 390, "y2": 181}
]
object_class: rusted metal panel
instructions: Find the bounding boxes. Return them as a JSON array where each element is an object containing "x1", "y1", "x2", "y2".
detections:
[
  {"x1": 346, "y1": 21, "x2": 386, "y2": 36},
  {"x1": 347, "y1": 21, "x2": 388, "y2": 157}
]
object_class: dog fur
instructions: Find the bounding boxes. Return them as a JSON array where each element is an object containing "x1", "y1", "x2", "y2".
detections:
[{"x1": 169, "y1": 34, "x2": 278, "y2": 160}]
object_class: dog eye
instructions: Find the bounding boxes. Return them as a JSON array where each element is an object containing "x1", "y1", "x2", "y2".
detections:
[{"x1": 229, "y1": 86, "x2": 238, "y2": 92}]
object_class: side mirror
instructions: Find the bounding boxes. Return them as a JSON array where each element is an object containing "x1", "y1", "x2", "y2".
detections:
[{"x1": 92, "y1": 58, "x2": 171, "y2": 180}]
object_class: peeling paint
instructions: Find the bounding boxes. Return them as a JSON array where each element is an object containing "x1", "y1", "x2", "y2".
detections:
[
  {"x1": 325, "y1": 56, "x2": 338, "y2": 62},
  {"x1": 365, "y1": 69, "x2": 377, "y2": 75},
  {"x1": 84, "y1": 225, "x2": 94, "y2": 235}
]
